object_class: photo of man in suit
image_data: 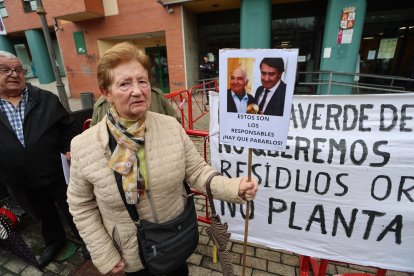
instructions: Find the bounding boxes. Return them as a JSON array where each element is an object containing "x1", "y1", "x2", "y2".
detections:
[
  {"x1": 255, "y1": 57, "x2": 286, "y2": 116},
  {"x1": 227, "y1": 67, "x2": 256, "y2": 113}
]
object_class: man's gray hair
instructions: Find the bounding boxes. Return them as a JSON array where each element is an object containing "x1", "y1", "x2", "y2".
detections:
[
  {"x1": 0, "y1": 51, "x2": 18, "y2": 60},
  {"x1": 232, "y1": 67, "x2": 249, "y2": 81}
]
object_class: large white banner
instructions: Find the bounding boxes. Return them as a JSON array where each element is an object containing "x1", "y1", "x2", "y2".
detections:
[{"x1": 209, "y1": 92, "x2": 414, "y2": 272}]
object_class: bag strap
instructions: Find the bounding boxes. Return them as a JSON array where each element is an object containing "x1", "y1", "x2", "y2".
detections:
[
  {"x1": 205, "y1": 172, "x2": 222, "y2": 216},
  {"x1": 115, "y1": 177, "x2": 193, "y2": 224}
]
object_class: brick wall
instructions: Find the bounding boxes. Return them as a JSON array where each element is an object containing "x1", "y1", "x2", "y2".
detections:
[{"x1": 56, "y1": 0, "x2": 185, "y2": 98}]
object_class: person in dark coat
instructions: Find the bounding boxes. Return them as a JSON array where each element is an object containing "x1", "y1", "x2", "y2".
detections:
[
  {"x1": 199, "y1": 55, "x2": 215, "y2": 80},
  {"x1": 0, "y1": 51, "x2": 82, "y2": 268},
  {"x1": 254, "y1": 57, "x2": 286, "y2": 116},
  {"x1": 200, "y1": 55, "x2": 216, "y2": 105},
  {"x1": 227, "y1": 67, "x2": 256, "y2": 113}
]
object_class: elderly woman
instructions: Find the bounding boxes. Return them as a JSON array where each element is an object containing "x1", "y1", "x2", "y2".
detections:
[{"x1": 67, "y1": 42, "x2": 257, "y2": 275}]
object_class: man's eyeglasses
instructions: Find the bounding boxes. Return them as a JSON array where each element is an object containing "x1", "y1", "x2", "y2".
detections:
[{"x1": 0, "y1": 67, "x2": 27, "y2": 76}]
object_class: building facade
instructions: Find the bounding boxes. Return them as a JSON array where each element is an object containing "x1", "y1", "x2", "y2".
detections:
[{"x1": 0, "y1": 0, "x2": 412, "y2": 98}]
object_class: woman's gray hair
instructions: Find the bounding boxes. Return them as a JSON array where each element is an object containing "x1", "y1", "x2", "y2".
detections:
[{"x1": 0, "y1": 51, "x2": 18, "y2": 60}]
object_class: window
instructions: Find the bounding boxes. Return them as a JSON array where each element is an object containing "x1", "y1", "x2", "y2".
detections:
[
  {"x1": 22, "y1": 0, "x2": 37, "y2": 13},
  {"x1": 73, "y1": 31, "x2": 87, "y2": 54}
]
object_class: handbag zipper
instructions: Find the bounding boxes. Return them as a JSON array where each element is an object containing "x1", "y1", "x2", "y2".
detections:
[
  {"x1": 147, "y1": 222, "x2": 198, "y2": 259},
  {"x1": 152, "y1": 245, "x2": 157, "y2": 256}
]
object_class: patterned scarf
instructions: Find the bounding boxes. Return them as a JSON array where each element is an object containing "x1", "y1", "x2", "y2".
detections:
[{"x1": 106, "y1": 106, "x2": 146, "y2": 204}]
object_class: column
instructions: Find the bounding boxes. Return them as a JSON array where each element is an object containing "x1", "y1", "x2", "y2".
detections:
[
  {"x1": 240, "y1": 0, "x2": 271, "y2": 48},
  {"x1": 0, "y1": 36, "x2": 15, "y2": 54},
  {"x1": 25, "y1": 29, "x2": 55, "y2": 84},
  {"x1": 319, "y1": 0, "x2": 367, "y2": 94}
]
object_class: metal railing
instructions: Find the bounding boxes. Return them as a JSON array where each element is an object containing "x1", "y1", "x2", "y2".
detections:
[
  {"x1": 166, "y1": 73, "x2": 413, "y2": 130},
  {"x1": 165, "y1": 79, "x2": 218, "y2": 131},
  {"x1": 296, "y1": 70, "x2": 414, "y2": 95},
  {"x1": 195, "y1": 72, "x2": 414, "y2": 95}
]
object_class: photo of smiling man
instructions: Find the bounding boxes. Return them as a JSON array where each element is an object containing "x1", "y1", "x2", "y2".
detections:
[
  {"x1": 255, "y1": 57, "x2": 286, "y2": 116},
  {"x1": 227, "y1": 67, "x2": 257, "y2": 113}
]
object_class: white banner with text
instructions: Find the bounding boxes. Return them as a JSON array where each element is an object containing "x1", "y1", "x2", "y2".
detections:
[{"x1": 209, "y1": 92, "x2": 414, "y2": 272}]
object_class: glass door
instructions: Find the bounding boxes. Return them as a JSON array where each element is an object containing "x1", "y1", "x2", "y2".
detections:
[{"x1": 145, "y1": 46, "x2": 169, "y2": 93}]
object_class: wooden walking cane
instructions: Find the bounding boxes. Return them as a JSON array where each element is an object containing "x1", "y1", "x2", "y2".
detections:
[{"x1": 242, "y1": 148, "x2": 253, "y2": 276}]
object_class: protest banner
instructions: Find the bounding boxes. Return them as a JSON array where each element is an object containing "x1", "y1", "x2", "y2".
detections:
[{"x1": 209, "y1": 92, "x2": 414, "y2": 272}]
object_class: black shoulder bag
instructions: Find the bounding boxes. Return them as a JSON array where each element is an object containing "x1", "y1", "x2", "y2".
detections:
[
  {"x1": 115, "y1": 177, "x2": 199, "y2": 275},
  {"x1": 110, "y1": 133, "x2": 199, "y2": 275}
]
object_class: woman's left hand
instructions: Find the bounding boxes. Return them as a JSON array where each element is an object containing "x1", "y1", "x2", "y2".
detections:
[
  {"x1": 238, "y1": 177, "x2": 258, "y2": 201},
  {"x1": 64, "y1": 151, "x2": 71, "y2": 161},
  {"x1": 111, "y1": 258, "x2": 126, "y2": 273}
]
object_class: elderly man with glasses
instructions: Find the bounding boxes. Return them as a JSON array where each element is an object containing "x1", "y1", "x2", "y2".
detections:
[{"x1": 0, "y1": 51, "x2": 84, "y2": 268}]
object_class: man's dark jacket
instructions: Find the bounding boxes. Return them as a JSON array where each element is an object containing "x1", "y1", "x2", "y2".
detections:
[
  {"x1": 0, "y1": 83, "x2": 80, "y2": 189},
  {"x1": 254, "y1": 81, "x2": 286, "y2": 116},
  {"x1": 227, "y1": 89, "x2": 256, "y2": 113}
]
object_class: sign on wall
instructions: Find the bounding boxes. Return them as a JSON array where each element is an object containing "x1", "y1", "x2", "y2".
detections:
[
  {"x1": 210, "y1": 92, "x2": 414, "y2": 272},
  {"x1": 337, "y1": 6, "x2": 356, "y2": 44},
  {"x1": 377, "y1": 38, "x2": 398, "y2": 59}
]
